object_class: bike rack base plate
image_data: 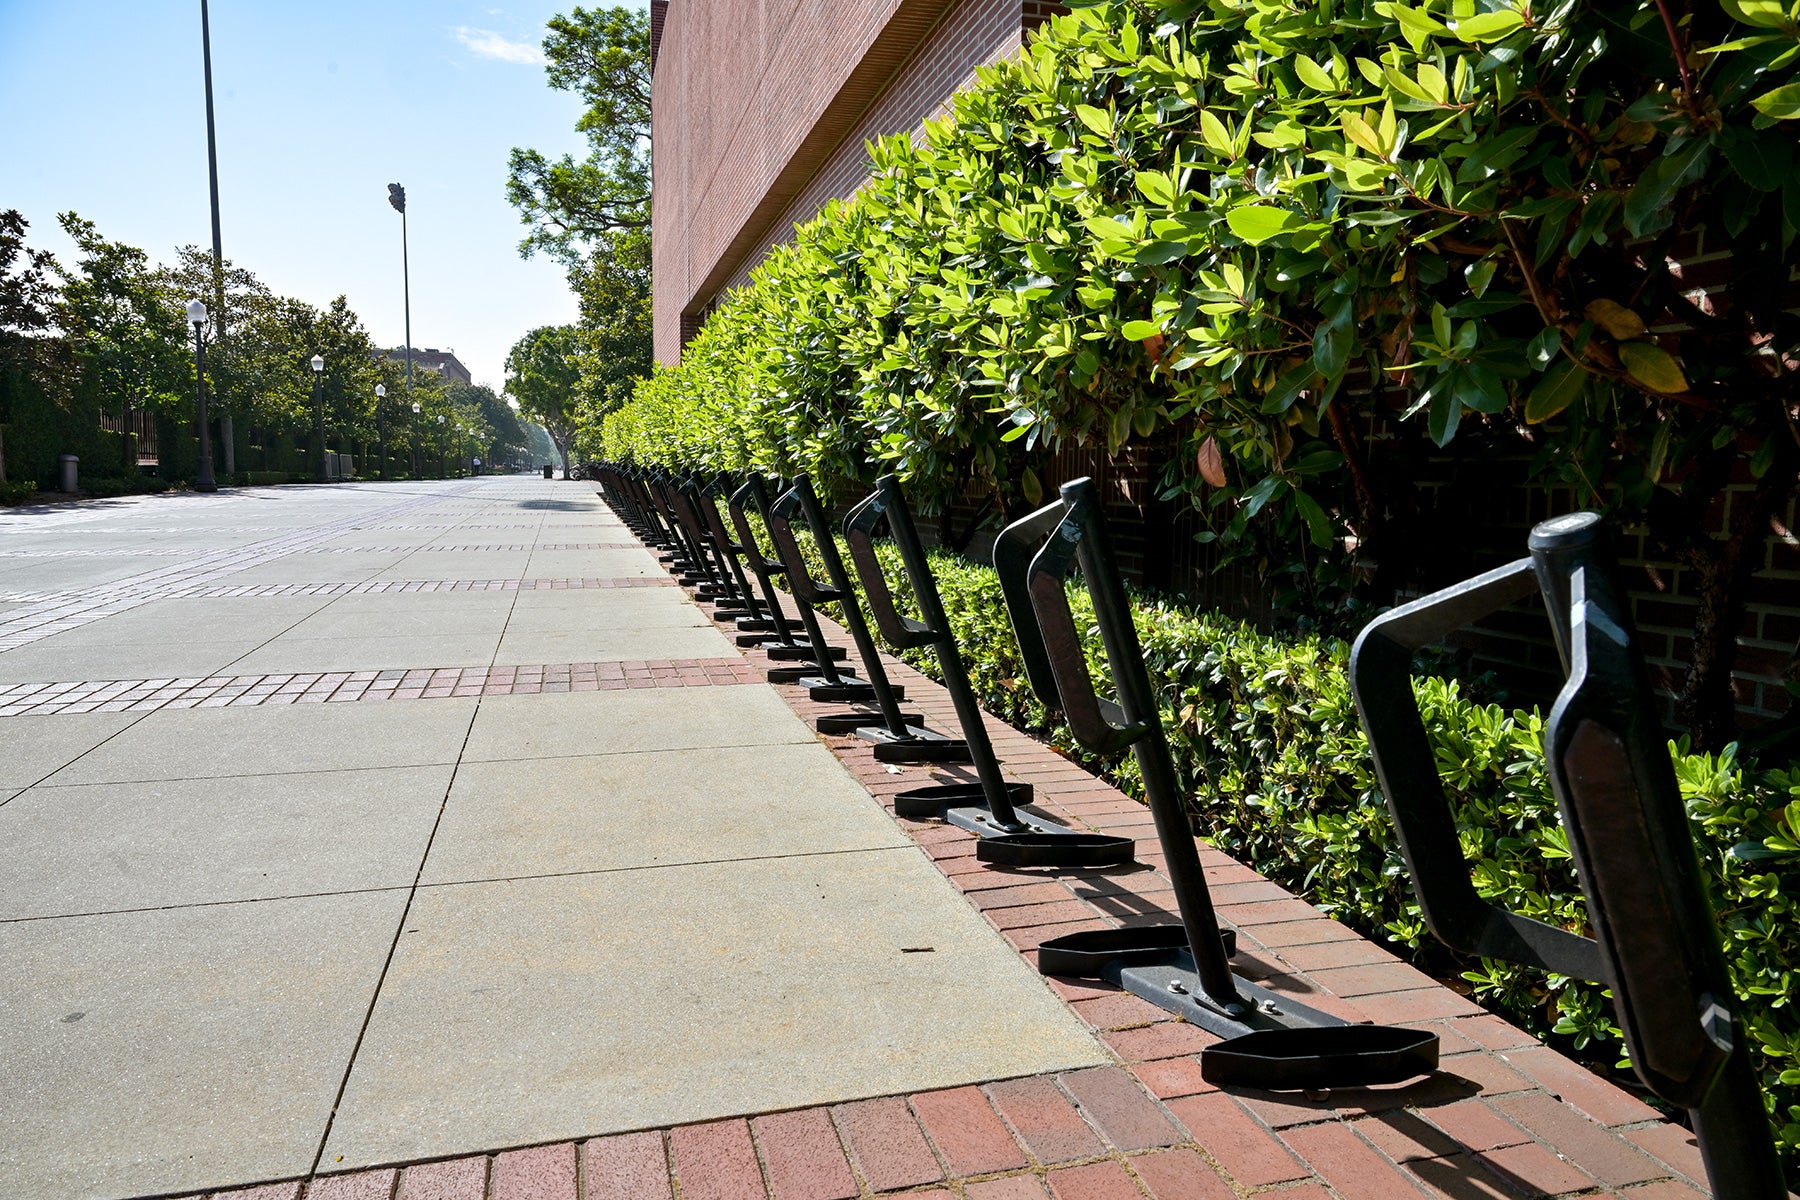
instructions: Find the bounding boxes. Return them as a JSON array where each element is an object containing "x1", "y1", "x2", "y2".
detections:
[
  {"x1": 817, "y1": 710, "x2": 926, "y2": 735},
  {"x1": 972, "y1": 827, "x2": 1137, "y2": 868},
  {"x1": 894, "y1": 782, "x2": 1034, "y2": 819},
  {"x1": 768, "y1": 664, "x2": 831, "y2": 684},
  {"x1": 1201, "y1": 1026, "x2": 1441, "y2": 1090},
  {"x1": 765, "y1": 643, "x2": 849, "y2": 662},
  {"x1": 805, "y1": 679, "x2": 903, "y2": 703},
  {"x1": 1038, "y1": 926, "x2": 1231, "y2": 976},
  {"x1": 860, "y1": 727, "x2": 972, "y2": 764}
]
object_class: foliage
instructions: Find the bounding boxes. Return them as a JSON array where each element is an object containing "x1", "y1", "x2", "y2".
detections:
[
  {"x1": 505, "y1": 5, "x2": 651, "y2": 265},
  {"x1": 0, "y1": 478, "x2": 38, "y2": 505},
  {"x1": 816, "y1": 530, "x2": 1800, "y2": 1164},
  {"x1": 605, "y1": 0, "x2": 1800, "y2": 745},
  {"x1": 505, "y1": 324, "x2": 585, "y2": 472}
]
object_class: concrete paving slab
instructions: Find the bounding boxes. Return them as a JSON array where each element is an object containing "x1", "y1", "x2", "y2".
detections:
[
  {"x1": 502, "y1": 589, "x2": 709, "y2": 627},
  {"x1": 1, "y1": 765, "x2": 454, "y2": 919},
  {"x1": 0, "y1": 596, "x2": 329, "y2": 686},
  {"x1": 0, "y1": 555, "x2": 187, "y2": 592},
  {"x1": 0, "y1": 713, "x2": 142, "y2": 789},
  {"x1": 421, "y1": 743, "x2": 905, "y2": 885},
  {"x1": 0, "y1": 890, "x2": 408, "y2": 1200},
  {"x1": 324, "y1": 849, "x2": 1106, "y2": 1168},
  {"x1": 224, "y1": 632, "x2": 502, "y2": 674},
  {"x1": 219, "y1": 553, "x2": 413, "y2": 585},
  {"x1": 525, "y1": 548, "x2": 662, "y2": 578},
  {"x1": 369, "y1": 552, "x2": 533, "y2": 582},
  {"x1": 462, "y1": 688, "x2": 812, "y2": 762},
  {"x1": 46, "y1": 699, "x2": 477, "y2": 785},
  {"x1": 492, "y1": 625, "x2": 737, "y2": 665},
  {"x1": 280, "y1": 601, "x2": 514, "y2": 640}
]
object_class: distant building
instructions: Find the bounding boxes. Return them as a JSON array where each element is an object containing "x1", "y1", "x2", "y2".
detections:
[{"x1": 384, "y1": 347, "x2": 473, "y2": 387}]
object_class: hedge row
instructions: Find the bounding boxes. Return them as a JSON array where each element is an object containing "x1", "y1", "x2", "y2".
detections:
[
  {"x1": 789, "y1": 529, "x2": 1800, "y2": 1157},
  {"x1": 604, "y1": 0, "x2": 1799, "y2": 579}
]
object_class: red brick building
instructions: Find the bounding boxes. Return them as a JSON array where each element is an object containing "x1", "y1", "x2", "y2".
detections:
[{"x1": 650, "y1": 0, "x2": 1061, "y2": 363}]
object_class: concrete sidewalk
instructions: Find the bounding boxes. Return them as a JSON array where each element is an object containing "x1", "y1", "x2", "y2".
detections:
[{"x1": 0, "y1": 477, "x2": 1719, "y2": 1200}]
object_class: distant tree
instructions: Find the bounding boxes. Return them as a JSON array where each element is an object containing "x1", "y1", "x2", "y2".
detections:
[
  {"x1": 505, "y1": 5, "x2": 650, "y2": 267},
  {"x1": 505, "y1": 325, "x2": 583, "y2": 476},
  {"x1": 56, "y1": 213, "x2": 191, "y2": 470},
  {"x1": 448, "y1": 381, "x2": 531, "y2": 467},
  {"x1": 0, "y1": 210, "x2": 68, "y2": 482}
]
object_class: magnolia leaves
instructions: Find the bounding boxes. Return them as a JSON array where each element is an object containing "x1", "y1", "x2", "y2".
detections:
[{"x1": 1523, "y1": 300, "x2": 1690, "y2": 424}]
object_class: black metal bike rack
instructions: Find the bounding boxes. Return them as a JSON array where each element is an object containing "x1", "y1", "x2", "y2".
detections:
[
  {"x1": 722, "y1": 475, "x2": 806, "y2": 642},
  {"x1": 843, "y1": 474, "x2": 1136, "y2": 868},
  {"x1": 997, "y1": 478, "x2": 1438, "y2": 1089},
  {"x1": 771, "y1": 476, "x2": 967, "y2": 763},
  {"x1": 740, "y1": 474, "x2": 892, "y2": 697},
  {"x1": 1350, "y1": 512, "x2": 1787, "y2": 1197}
]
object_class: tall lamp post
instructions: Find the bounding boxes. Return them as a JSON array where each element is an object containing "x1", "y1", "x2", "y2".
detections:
[
  {"x1": 387, "y1": 184, "x2": 413, "y2": 403},
  {"x1": 410, "y1": 401, "x2": 421, "y2": 477},
  {"x1": 186, "y1": 299, "x2": 218, "y2": 493},
  {"x1": 198, "y1": 0, "x2": 232, "y2": 474},
  {"x1": 436, "y1": 413, "x2": 446, "y2": 478},
  {"x1": 374, "y1": 383, "x2": 387, "y2": 480},
  {"x1": 310, "y1": 353, "x2": 326, "y2": 483}
]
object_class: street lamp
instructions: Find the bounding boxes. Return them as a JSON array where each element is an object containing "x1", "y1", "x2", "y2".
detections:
[
  {"x1": 310, "y1": 353, "x2": 326, "y2": 483},
  {"x1": 374, "y1": 383, "x2": 387, "y2": 480},
  {"x1": 186, "y1": 299, "x2": 217, "y2": 493},
  {"x1": 387, "y1": 183, "x2": 413, "y2": 404},
  {"x1": 436, "y1": 412, "x2": 446, "y2": 478}
]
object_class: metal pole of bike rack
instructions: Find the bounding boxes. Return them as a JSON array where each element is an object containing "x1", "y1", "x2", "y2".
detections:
[
  {"x1": 698, "y1": 473, "x2": 775, "y2": 631},
  {"x1": 669, "y1": 476, "x2": 738, "y2": 610},
  {"x1": 845, "y1": 475, "x2": 1136, "y2": 867},
  {"x1": 773, "y1": 476, "x2": 968, "y2": 764},
  {"x1": 745, "y1": 474, "x2": 873, "y2": 694},
  {"x1": 725, "y1": 475, "x2": 804, "y2": 643},
  {"x1": 1351, "y1": 513, "x2": 1786, "y2": 1198},
  {"x1": 999, "y1": 479, "x2": 1438, "y2": 1088},
  {"x1": 676, "y1": 475, "x2": 752, "y2": 618},
  {"x1": 644, "y1": 474, "x2": 703, "y2": 576}
]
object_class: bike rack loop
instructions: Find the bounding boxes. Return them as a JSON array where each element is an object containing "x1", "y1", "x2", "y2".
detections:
[
  {"x1": 772, "y1": 476, "x2": 969, "y2": 764},
  {"x1": 1350, "y1": 512, "x2": 1786, "y2": 1198},
  {"x1": 740, "y1": 473, "x2": 874, "y2": 694},
  {"x1": 997, "y1": 478, "x2": 1438, "y2": 1089},
  {"x1": 695, "y1": 474, "x2": 769, "y2": 626},
  {"x1": 719, "y1": 474, "x2": 801, "y2": 641},
  {"x1": 844, "y1": 474, "x2": 1136, "y2": 868}
]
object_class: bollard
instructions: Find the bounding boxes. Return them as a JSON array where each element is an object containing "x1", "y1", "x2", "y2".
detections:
[
  {"x1": 544, "y1": 464, "x2": 554, "y2": 479},
  {"x1": 1350, "y1": 512, "x2": 1787, "y2": 1198},
  {"x1": 844, "y1": 475, "x2": 1136, "y2": 868},
  {"x1": 60, "y1": 455, "x2": 78, "y2": 494},
  {"x1": 997, "y1": 478, "x2": 1438, "y2": 1089}
]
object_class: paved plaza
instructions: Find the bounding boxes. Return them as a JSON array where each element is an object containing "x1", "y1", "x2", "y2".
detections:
[{"x1": 0, "y1": 478, "x2": 1720, "y2": 1200}]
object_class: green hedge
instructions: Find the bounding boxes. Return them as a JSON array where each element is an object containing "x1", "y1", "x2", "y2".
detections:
[{"x1": 803, "y1": 531, "x2": 1799, "y2": 1157}]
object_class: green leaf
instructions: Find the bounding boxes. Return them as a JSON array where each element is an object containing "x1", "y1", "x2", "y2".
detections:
[
  {"x1": 1227, "y1": 205, "x2": 1301, "y2": 244},
  {"x1": 1723, "y1": 131, "x2": 1793, "y2": 191},
  {"x1": 1075, "y1": 104, "x2": 1114, "y2": 136},
  {"x1": 1751, "y1": 82, "x2": 1800, "y2": 121},
  {"x1": 1427, "y1": 383, "x2": 1461, "y2": 445},
  {"x1": 1526, "y1": 326, "x2": 1561, "y2": 368},
  {"x1": 1454, "y1": 10, "x2": 1526, "y2": 41},
  {"x1": 1465, "y1": 259, "x2": 1497, "y2": 298},
  {"x1": 1623, "y1": 142, "x2": 1709, "y2": 237},
  {"x1": 1241, "y1": 474, "x2": 1284, "y2": 517},
  {"x1": 1134, "y1": 169, "x2": 1177, "y2": 206},
  {"x1": 1199, "y1": 109, "x2": 1234, "y2": 155},
  {"x1": 1619, "y1": 341, "x2": 1690, "y2": 393},
  {"x1": 1722, "y1": 0, "x2": 1791, "y2": 28},
  {"x1": 1525, "y1": 358, "x2": 1587, "y2": 422},
  {"x1": 1294, "y1": 55, "x2": 1338, "y2": 92},
  {"x1": 1293, "y1": 489, "x2": 1333, "y2": 547},
  {"x1": 1085, "y1": 215, "x2": 1139, "y2": 241},
  {"x1": 1135, "y1": 240, "x2": 1191, "y2": 265},
  {"x1": 1119, "y1": 319, "x2": 1162, "y2": 339},
  {"x1": 1132, "y1": 406, "x2": 1158, "y2": 437}
]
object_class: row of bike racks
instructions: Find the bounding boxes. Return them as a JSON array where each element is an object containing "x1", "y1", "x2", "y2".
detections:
[{"x1": 593, "y1": 463, "x2": 1786, "y2": 1197}]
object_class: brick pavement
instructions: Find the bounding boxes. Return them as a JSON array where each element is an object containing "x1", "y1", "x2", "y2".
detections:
[{"x1": 170, "y1": 525, "x2": 1721, "y2": 1200}]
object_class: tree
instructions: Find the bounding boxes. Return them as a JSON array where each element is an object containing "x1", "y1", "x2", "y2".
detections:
[
  {"x1": 505, "y1": 5, "x2": 651, "y2": 267},
  {"x1": 56, "y1": 213, "x2": 191, "y2": 471},
  {"x1": 505, "y1": 325, "x2": 584, "y2": 475},
  {"x1": 0, "y1": 211, "x2": 67, "y2": 483}
]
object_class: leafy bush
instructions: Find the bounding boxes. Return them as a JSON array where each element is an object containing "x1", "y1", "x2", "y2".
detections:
[
  {"x1": 82, "y1": 475, "x2": 169, "y2": 499},
  {"x1": 0, "y1": 479, "x2": 39, "y2": 505},
  {"x1": 808, "y1": 529, "x2": 1799, "y2": 1157},
  {"x1": 609, "y1": 0, "x2": 1800, "y2": 742}
]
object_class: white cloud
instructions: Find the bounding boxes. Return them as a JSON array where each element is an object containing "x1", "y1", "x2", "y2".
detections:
[{"x1": 452, "y1": 26, "x2": 544, "y2": 65}]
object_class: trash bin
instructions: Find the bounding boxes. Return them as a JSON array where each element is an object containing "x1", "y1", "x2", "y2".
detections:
[
  {"x1": 543, "y1": 465, "x2": 554, "y2": 479},
  {"x1": 59, "y1": 455, "x2": 78, "y2": 493}
]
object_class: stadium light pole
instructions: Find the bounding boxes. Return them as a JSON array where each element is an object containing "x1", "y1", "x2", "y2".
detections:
[
  {"x1": 387, "y1": 184, "x2": 413, "y2": 402},
  {"x1": 198, "y1": 0, "x2": 233, "y2": 474}
]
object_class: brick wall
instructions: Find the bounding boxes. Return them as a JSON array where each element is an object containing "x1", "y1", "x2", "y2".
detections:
[{"x1": 652, "y1": 0, "x2": 1063, "y2": 363}]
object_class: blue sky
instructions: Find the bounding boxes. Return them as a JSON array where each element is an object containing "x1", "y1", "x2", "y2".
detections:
[{"x1": 1, "y1": 1, "x2": 632, "y2": 389}]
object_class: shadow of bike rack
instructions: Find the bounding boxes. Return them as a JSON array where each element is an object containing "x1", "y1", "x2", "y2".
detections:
[
  {"x1": 770, "y1": 476, "x2": 968, "y2": 764},
  {"x1": 997, "y1": 478, "x2": 1438, "y2": 1090},
  {"x1": 844, "y1": 474, "x2": 1135, "y2": 868},
  {"x1": 1350, "y1": 512, "x2": 1787, "y2": 1198}
]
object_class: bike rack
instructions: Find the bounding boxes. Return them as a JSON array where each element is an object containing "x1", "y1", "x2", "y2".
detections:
[
  {"x1": 997, "y1": 478, "x2": 1437, "y2": 1089},
  {"x1": 772, "y1": 476, "x2": 967, "y2": 763},
  {"x1": 844, "y1": 475, "x2": 1136, "y2": 867},
  {"x1": 1350, "y1": 512, "x2": 1787, "y2": 1197}
]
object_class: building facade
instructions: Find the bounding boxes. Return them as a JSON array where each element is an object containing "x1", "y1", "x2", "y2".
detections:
[
  {"x1": 384, "y1": 347, "x2": 473, "y2": 387},
  {"x1": 650, "y1": 0, "x2": 1062, "y2": 363}
]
